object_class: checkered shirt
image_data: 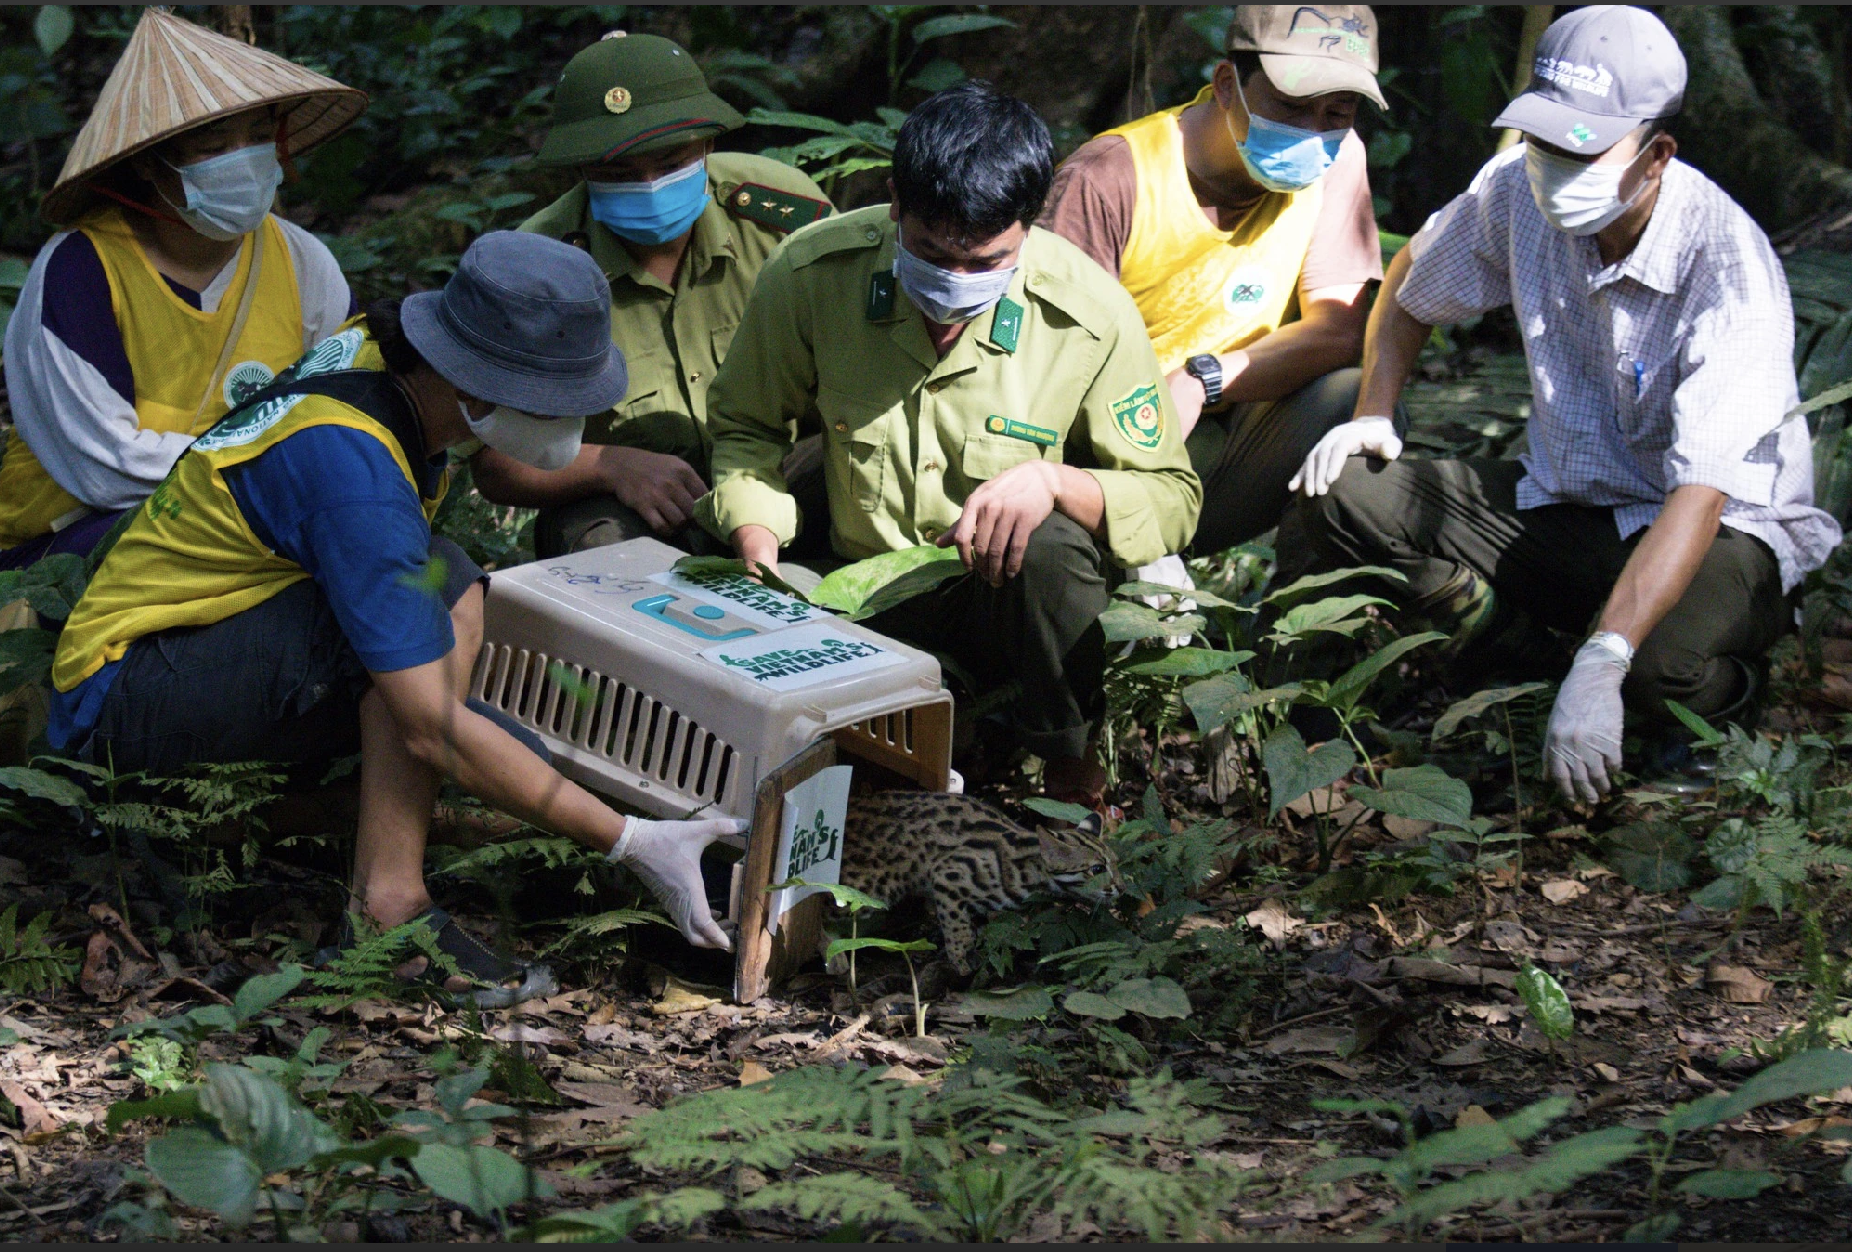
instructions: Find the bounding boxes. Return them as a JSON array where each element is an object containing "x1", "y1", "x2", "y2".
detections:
[{"x1": 1399, "y1": 145, "x2": 1841, "y2": 591}]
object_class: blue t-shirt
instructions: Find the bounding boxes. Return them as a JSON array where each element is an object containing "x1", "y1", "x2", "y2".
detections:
[{"x1": 48, "y1": 423, "x2": 455, "y2": 749}]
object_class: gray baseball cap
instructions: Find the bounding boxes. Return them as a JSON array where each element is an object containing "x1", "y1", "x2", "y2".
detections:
[
  {"x1": 401, "y1": 230, "x2": 627, "y2": 417},
  {"x1": 1492, "y1": 5, "x2": 1686, "y2": 155}
]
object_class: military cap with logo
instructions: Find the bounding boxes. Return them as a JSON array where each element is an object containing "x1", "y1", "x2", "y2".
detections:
[
  {"x1": 1226, "y1": 4, "x2": 1386, "y2": 110},
  {"x1": 537, "y1": 31, "x2": 745, "y2": 167}
]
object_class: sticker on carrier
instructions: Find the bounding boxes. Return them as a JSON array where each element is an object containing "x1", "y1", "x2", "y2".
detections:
[
  {"x1": 647, "y1": 568, "x2": 825, "y2": 630},
  {"x1": 700, "y1": 621, "x2": 906, "y2": 691}
]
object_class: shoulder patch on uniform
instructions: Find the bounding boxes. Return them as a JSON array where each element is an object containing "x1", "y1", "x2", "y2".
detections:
[
  {"x1": 989, "y1": 296, "x2": 1022, "y2": 353},
  {"x1": 1109, "y1": 383, "x2": 1165, "y2": 452},
  {"x1": 726, "y1": 181, "x2": 832, "y2": 234}
]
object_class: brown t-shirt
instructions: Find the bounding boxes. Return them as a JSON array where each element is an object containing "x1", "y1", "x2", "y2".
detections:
[{"x1": 1039, "y1": 126, "x2": 1383, "y2": 292}]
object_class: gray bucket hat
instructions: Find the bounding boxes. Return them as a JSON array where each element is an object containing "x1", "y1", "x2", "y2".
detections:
[{"x1": 401, "y1": 231, "x2": 627, "y2": 417}]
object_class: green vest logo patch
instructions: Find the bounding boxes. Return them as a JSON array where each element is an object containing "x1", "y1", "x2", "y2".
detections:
[
  {"x1": 222, "y1": 360, "x2": 276, "y2": 408},
  {"x1": 1110, "y1": 384, "x2": 1165, "y2": 451},
  {"x1": 195, "y1": 328, "x2": 364, "y2": 452},
  {"x1": 1224, "y1": 265, "x2": 1269, "y2": 311}
]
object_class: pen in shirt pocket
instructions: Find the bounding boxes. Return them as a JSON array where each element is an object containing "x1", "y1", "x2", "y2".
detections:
[{"x1": 1619, "y1": 353, "x2": 1645, "y2": 399}]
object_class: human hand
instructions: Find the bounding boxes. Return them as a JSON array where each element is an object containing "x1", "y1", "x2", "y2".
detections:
[
  {"x1": 598, "y1": 446, "x2": 707, "y2": 535},
  {"x1": 609, "y1": 815, "x2": 748, "y2": 950},
  {"x1": 1544, "y1": 637, "x2": 1629, "y2": 805},
  {"x1": 1164, "y1": 366, "x2": 1206, "y2": 439},
  {"x1": 731, "y1": 525, "x2": 782, "y2": 585},
  {"x1": 1286, "y1": 415, "x2": 1402, "y2": 497},
  {"x1": 938, "y1": 460, "x2": 1059, "y2": 586}
]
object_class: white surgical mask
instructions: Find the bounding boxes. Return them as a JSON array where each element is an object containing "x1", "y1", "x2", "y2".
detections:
[
  {"x1": 163, "y1": 142, "x2": 283, "y2": 241},
  {"x1": 458, "y1": 400, "x2": 584, "y2": 472},
  {"x1": 893, "y1": 235, "x2": 1017, "y2": 325},
  {"x1": 1523, "y1": 140, "x2": 1653, "y2": 236}
]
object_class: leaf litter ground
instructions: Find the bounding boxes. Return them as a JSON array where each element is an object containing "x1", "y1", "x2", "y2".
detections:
[{"x1": 4, "y1": 351, "x2": 1852, "y2": 1242}]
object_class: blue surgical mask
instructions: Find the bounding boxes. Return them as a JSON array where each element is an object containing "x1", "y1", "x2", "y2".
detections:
[
  {"x1": 587, "y1": 158, "x2": 710, "y2": 246},
  {"x1": 162, "y1": 141, "x2": 282, "y2": 241},
  {"x1": 892, "y1": 234, "x2": 1017, "y2": 325},
  {"x1": 1227, "y1": 75, "x2": 1346, "y2": 194}
]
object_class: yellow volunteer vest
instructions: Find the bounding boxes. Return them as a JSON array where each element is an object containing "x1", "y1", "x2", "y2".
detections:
[
  {"x1": 1103, "y1": 86, "x2": 1325, "y2": 374},
  {"x1": 53, "y1": 326, "x2": 448, "y2": 690},
  {"x1": 0, "y1": 206, "x2": 307, "y2": 548}
]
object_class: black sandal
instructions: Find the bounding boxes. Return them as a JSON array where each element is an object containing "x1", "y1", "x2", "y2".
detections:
[{"x1": 318, "y1": 906, "x2": 557, "y2": 1009}]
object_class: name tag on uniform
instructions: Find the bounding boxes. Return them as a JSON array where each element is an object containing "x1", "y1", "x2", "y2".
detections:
[{"x1": 984, "y1": 414, "x2": 1056, "y2": 447}]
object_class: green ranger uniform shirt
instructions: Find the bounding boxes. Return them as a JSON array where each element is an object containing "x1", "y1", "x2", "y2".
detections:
[
  {"x1": 519, "y1": 151, "x2": 831, "y2": 465},
  {"x1": 697, "y1": 205, "x2": 1202, "y2": 568}
]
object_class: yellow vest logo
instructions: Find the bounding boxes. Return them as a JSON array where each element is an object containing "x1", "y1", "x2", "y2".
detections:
[
  {"x1": 1223, "y1": 266, "x2": 1270, "y2": 314},
  {"x1": 1110, "y1": 384, "x2": 1165, "y2": 451}
]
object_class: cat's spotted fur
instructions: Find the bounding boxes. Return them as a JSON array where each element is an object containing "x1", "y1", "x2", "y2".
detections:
[{"x1": 839, "y1": 790, "x2": 1115, "y2": 975}]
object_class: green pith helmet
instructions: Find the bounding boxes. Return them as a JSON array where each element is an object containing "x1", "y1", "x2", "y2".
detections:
[{"x1": 537, "y1": 31, "x2": 745, "y2": 168}]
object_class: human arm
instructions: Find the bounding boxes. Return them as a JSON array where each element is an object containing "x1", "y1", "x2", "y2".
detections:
[
  {"x1": 937, "y1": 461, "x2": 1106, "y2": 586},
  {"x1": 369, "y1": 659, "x2": 735, "y2": 948},
  {"x1": 471, "y1": 443, "x2": 706, "y2": 534},
  {"x1": 1034, "y1": 136, "x2": 1135, "y2": 280},
  {"x1": 1071, "y1": 301, "x2": 1203, "y2": 568},
  {"x1": 1598, "y1": 485, "x2": 1728, "y2": 649},
  {"x1": 696, "y1": 248, "x2": 817, "y2": 551},
  {"x1": 3, "y1": 232, "x2": 196, "y2": 508},
  {"x1": 1167, "y1": 282, "x2": 1369, "y2": 432}
]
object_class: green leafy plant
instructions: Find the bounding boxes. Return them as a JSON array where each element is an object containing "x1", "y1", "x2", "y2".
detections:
[
  {"x1": 0, "y1": 901, "x2": 78, "y2": 993},
  {"x1": 1515, "y1": 963, "x2": 1574, "y2": 1048},
  {"x1": 807, "y1": 544, "x2": 965, "y2": 619}
]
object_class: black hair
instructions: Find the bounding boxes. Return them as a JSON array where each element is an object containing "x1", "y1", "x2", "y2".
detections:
[
  {"x1": 891, "y1": 79, "x2": 1053, "y2": 240},
  {"x1": 1229, "y1": 50, "x2": 1265, "y2": 93},
  {"x1": 362, "y1": 298, "x2": 429, "y2": 375}
]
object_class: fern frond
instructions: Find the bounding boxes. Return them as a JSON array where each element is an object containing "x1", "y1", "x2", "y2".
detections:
[
  {"x1": 0, "y1": 904, "x2": 79, "y2": 994},
  {"x1": 742, "y1": 1174, "x2": 937, "y2": 1235}
]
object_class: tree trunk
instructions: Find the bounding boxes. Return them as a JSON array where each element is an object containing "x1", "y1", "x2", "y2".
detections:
[
  {"x1": 216, "y1": 5, "x2": 256, "y2": 46},
  {"x1": 1496, "y1": 6, "x2": 1554, "y2": 153},
  {"x1": 1662, "y1": 5, "x2": 1852, "y2": 233}
]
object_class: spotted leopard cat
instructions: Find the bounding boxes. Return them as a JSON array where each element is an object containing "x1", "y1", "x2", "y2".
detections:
[{"x1": 839, "y1": 790, "x2": 1117, "y2": 975}]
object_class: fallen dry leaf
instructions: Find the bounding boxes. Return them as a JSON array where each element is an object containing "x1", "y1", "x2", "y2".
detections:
[
  {"x1": 1245, "y1": 898, "x2": 1304, "y2": 945},
  {"x1": 1593, "y1": 1062, "x2": 1621, "y2": 1083},
  {"x1": 1261, "y1": 1026, "x2": 1353, "y2": 1056},
  {"x1": 1780, "y1": 1116, "x2": 1852, "y2": 1137},
  {"x1": 738, "y1": 1061, "x2": 773, "y2": 1086},
  {"x1": 651, "y1": 984, "x2": 720, "y2": 1017},
  {"x1": 0, "y1": 1080, "x2": 57, "y2": 1137},
  {"x1": 1456, "y1": 1003, "x2": 1516, "y2": 1025},
  {"x1": 1541, "y1": 878, "x2": 1589, "y2": 904},
  {"x1": 1384, "y1": 957, "x2": 1517, "y2": 989},
  {"x1": 874, "y1": 1064, "x2": 931, "y2": 1085},
  {"x1": 551, "y1": 1080, "x2": 648, "y2": 1117},
  {"x1": 1455, "y1": 1105, "x2": 1496, "y2": 1128},
  {"x1": 1434, "y1": 1041, "x2": 1488, "y2": 1068},
  {"x1": 1706, "y1": 963, "x2": 1772, "y2": 1004},
  {"x1": 1230, "y1": 1151, "x2": 1265, "y2": 1170},
  {"x1": 0, "y1": 856, "x2": 26, "y2": 887},
  {"x1": 489, "y1": 1023, "x2": 570, "y2": 1046},
  {"x1": 1383, "y1": 815, "x2": 1435, "y2": 840}
]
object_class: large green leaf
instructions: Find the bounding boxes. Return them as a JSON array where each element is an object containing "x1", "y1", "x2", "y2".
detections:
[
  {"x1": 413, "y1": 1143, "x2": 552, "y2": 1219},
  {"x1": 825, "y1": 936, "x2": 935, "y2": 961},
  {"x1": 1063, "y1": 990, "x2": 1126, "y2": 1021},
  {"x1": 1266, "y1": 594, "x2": 1391, "y2": 644},
  {"x1": 1349, "y1": 765, "x2": 1472, "y2": 829},
  {"x1": 743, "y1": 108, "x2": 857, "y2": 136},
  {"x1": 1706, "y1": 1049, "x2": 1852, "y2": 1125},
  {"x1": 1108, "y1": 976, "x2": 1191, "y2": 1019},
  {"x1": 1515, "y1": 965, "x2": 1574, "y2": 1041},
  {"x1": 1601, "y1": 822, "x2": 1694, "y2": 892},
  {"x1": 1262, "y1": 725, "x2": 1356, "y2": 819},
  {"x1": 33, "y1": 6, "x2": 73, "y2": 57},
  {"x1": 1182, "y1": 675, "x2": 1300, "y2": 734},
  {"x1": 911, "y1": 13, "x2": 1015, "y2": 42},
  {"x1": 1098, "y1": 600, "x2": 1205, "y2": 643},
  {"x1": 231, "y1": 965, "x2": 304, "y2": 1025},
  {"x1": 1114, "y1": 581, "x2": 1247, "y2": 611},
  {"x1": 1121, "y1": 647, "x2": 1253, "y2": 678},
  {"x1": 1431, "y1": 682, "x2": 1551, "y2": 742},
  {"x1": 198, "y1": 1065, "x2": 339, "y2": 1175},
  {"x1": 146, "y1": 1128, "x2": 263, "y2": 1228},
  {"x1": 961, "y1": 986, "x2": 1054, "y2": 1020},
  {"x1": 669, "y1": 554, "x2": 809, "y2": 602},
  {"x1": 0, "y1": 766, "x2": 88, "y2": 810},
  {"x1": 1323, "y1": 632, "x2": 1447, "y2": 711},
  {"x1": 0, "y1": 629, "x2": 56, "y2": 696},
  {"x1": 808, "y1": 545, "x2": 964, "y2": 616},
  {"x1": 1676, "y1": 1169, "x2": 1781, "y2": 1199},
  {"x1": 1019, "y1": 796, "x2": 1095, "y2": 825},
  {"x1": 1263, "y1": 565, "x2": 1405, "y2": 606}
]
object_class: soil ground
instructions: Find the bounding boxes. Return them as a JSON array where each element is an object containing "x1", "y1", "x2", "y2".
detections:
[{"x1": 4, "y1": 350, "x2": 1852, "y2": 1243}]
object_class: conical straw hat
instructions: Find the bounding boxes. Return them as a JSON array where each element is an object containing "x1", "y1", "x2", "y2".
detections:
[{"x1": 41, "y1": 7, "x2": 367, "y2": 225}]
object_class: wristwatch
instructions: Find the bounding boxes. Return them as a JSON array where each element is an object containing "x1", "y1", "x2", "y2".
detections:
[{"x1": 1184, "y1": 353, "x2": 1224, "y2": 407}]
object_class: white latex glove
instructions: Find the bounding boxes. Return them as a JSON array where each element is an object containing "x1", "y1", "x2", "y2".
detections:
[
  {"x1": 610, "y1": 816, "x2": 747, "y2": 951},
  {"x1": 1131, "y1": 553, "x2": 1197, "y2": 650},
  {"x1": 1544, "y1": 637, "x2": 1629, "y2": 805},
  {"x1": 1287, "y1": 416, "x2": 1403, "y2": 497}
]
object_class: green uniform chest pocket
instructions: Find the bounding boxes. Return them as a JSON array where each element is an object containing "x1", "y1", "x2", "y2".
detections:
[
  {"x1": 819, "y1": 386, "x2": 890, "y2": 513},
  {"x1": 962, "y1": 419, "x2": 1056, "y2": 480}
]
